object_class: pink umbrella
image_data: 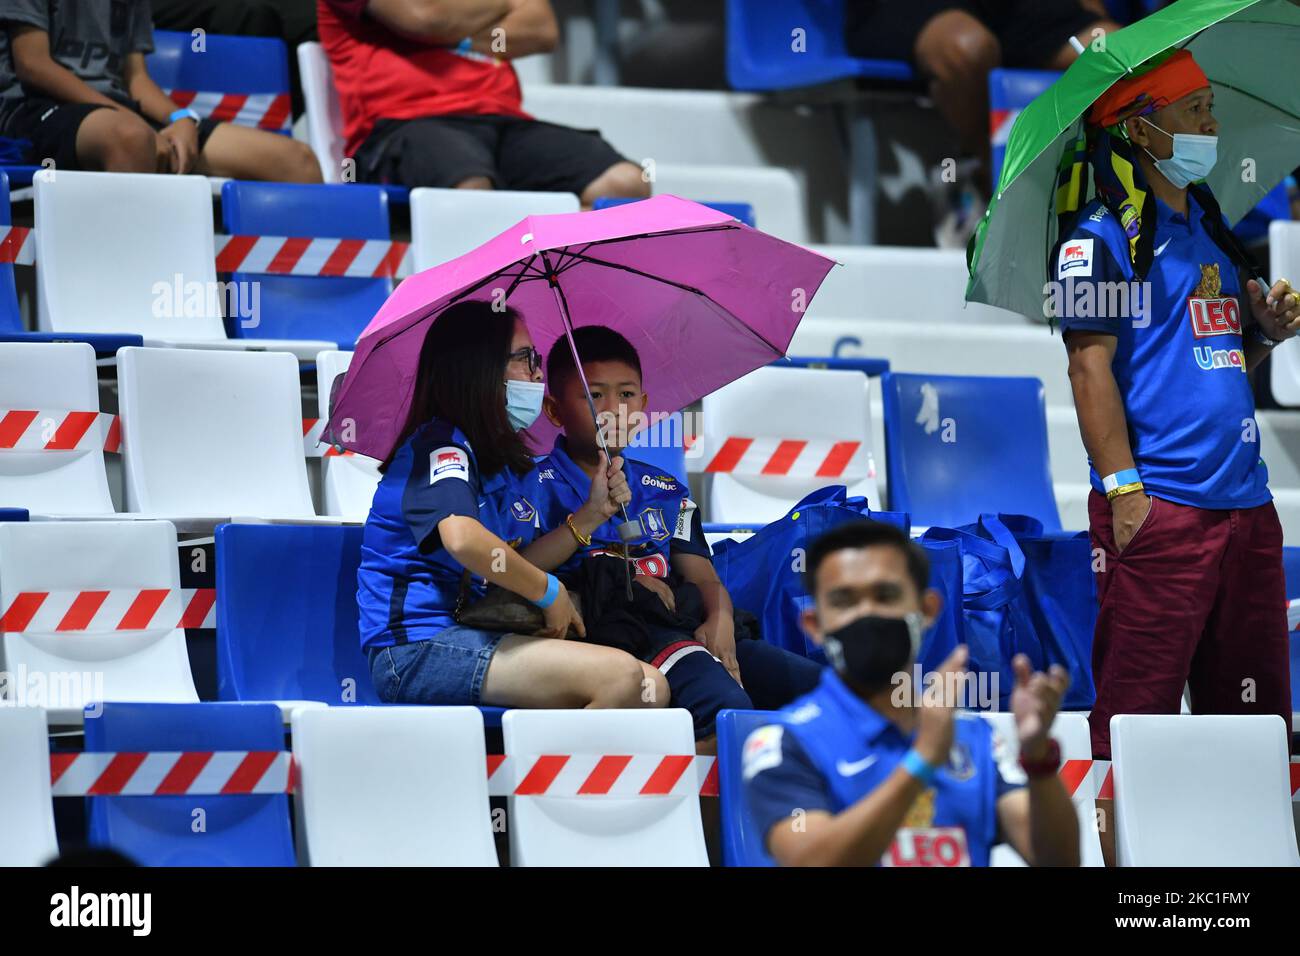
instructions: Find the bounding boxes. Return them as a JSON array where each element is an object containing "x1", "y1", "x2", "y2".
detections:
[{"x1": 325, "y1": 194, "x2": 836, "y2": 462}]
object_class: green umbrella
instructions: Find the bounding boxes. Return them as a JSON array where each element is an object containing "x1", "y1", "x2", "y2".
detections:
[{"x1": 966, "y1": 0, "x2": 1300, "y2": 321}]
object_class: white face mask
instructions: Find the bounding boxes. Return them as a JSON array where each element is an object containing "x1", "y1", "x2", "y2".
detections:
[
  {"x1": 504, "y1": 379, "x2": 544, "y2": 431},
  {"x1": 1139, "y1": 116, "x2": 1218, "y2": 189}
]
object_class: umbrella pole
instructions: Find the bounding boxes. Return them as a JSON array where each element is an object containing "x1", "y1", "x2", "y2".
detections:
[{"x1": 543, "y1": 261, "x2": 636, "y2": 602}]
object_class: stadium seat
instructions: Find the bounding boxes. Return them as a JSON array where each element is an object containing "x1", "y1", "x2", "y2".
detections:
[
  {"x1": 592, "y1": 196, "x2": 756, "y2": 227},
  {"x1": 297, "y1": 41, "x2": 347, "y2": 182},
  {"x1": 315, "y1": 350, "x2": 381, "y2": 518},
  {"x1": 881, "y1": 372, "x2": 1062, "y2": 530},
  {"x1": 988, "y1": 69, "x2": 1059, "y2": 187},
  {"x1": 502, "y1": 708, "x2": 709, "y2": 866},
  {"x1": 0, "y1": 520, "x2": 199, "y2": 723},
  {"x1": 652, "y1": 165, "x2": 806, "y2": 243},
  {"x1": 215, "y1": 522, "x2": 378, "y2": 706},
  {"x1": 148, "y1": 31, "x2": 292, "y2": 135},
  {"x1": 0, "y1": 342, "x2": 115, "y2": 515},
  {"x1": 116, "y1": 347, "x2": 315, "y2": 518},
  {"x1": 623, "y1": 415, "x2": 688, "y2": 485},
  {"x1": 0, "y1": 706, "x2": 59, "y2": 866},
  {"x1": 409, "y1": 187, "x2": 580, "y2": 271},
  {"x1": 980, "y1": 712, "x2": 1104, "y2": 867},
  {"x1": 1111, "y1": 714, "x2": 1299, "y2": 866},
  {"x1": 701, "y1": 366, "x2": 880, "y2": 524},
  {"x1": 716, "y1": 708, "x2": 778, "y2": 867},
  {"x1": 33, "y1": 171, "x2": 332, "y2": 359},
  {"x1": 221, "y1": 182, "x2": 393, "y2": 349},
  {"x1": 85, "y1": 702, "x2": 295, "y2": 866},
  {"x1": 1268, "y1": 221, "x2": 1300, "y2": 406},
  {"x1": 291, "y1": 706, "x2": 498, "y2": 866}
]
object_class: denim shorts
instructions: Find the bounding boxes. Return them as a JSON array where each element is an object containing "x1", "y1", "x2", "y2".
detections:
[{"x1": 368, "y1": 626, "x2": 509, "y2": 705}]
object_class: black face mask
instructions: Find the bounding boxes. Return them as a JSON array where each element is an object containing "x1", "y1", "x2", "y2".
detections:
[{"x1": 822, "y1": 613, "x2": 924, "y2": 692}]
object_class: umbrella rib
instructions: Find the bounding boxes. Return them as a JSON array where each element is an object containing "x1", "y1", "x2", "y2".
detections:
[{"x1": 551, "y1": 250, "x2": 709, "y2": 297}]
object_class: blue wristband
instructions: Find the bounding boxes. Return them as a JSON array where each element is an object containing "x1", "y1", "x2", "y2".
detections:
[
  {"x1": 1102, "y1": 468, "x2": 1141, "y2": 493},
  {"x1": 900, "y1": 748, "x2": 939, "y2": 786},
  {"x1": 169, "y1": 107, "x2": 200, "y2": 124},
  {"x1": 532, "y1": 573, "x2": 561, "y2": 609}
]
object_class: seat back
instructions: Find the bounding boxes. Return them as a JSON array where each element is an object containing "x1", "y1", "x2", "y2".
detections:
[
  {"x1": 0, "y1": 520, "x2": 198, "y2": 712},
  {"x1": 0, "y1": 706, "x2": 59, "y2": 866},
  {"x1": 988, "y1": 69, "x2": 1059, "y2": 186},
  {"x1": 215, "y1": 523, "x2": 377, "y2": 705},
  {"x1": 654, "y1": 165, "x2": 805, "y2": 242},
  {"x1": 881, "y1": 372, "x2": 1060, "y2": 530},
  {"x1": 0, "y1": 169, "x2": 22, "y2": 332},
  {"x1": 409, "y1": 187, "x2": 580, "y2": 271},
  {"x1": 291, "y1": 706, "x2": 498, "y2": 865},
  {"x1": 297, "y1": 41, "x2": 346, "y2": 182},
  {"x1": 502, "y1": 708, "x2": 709, "y2": 866},
  {"x1": 702, "y1": 366, "x2": 879, "y2": 524},
  {"x1": 0, "y1": 342, "x2": 115, "y2": 514},
  {"x1": 315, "y1": 349, "x2": 381, "y2": 518},
  {"x1": 147, "y1": 30, "x2": 292, "y2": 133},
  {"x1": 716, "y1": 708, "x2": 778, "y2": 866},
  {"x1": 221, "y1": 181, "x2": 392, "y2": 347},
  {"x1": 85, "y1": 702, "x2": 294, "y2": 866},
  {"x1": 35, "y1": 172, "x2": 225, "y2": 340},
  {"x1": 117, "y1": 347, "x2": 314, "y2": 517},
  {"x1": 592, "y1": 196, "x2": 756, "y2": 227},
  {"x1": 1111, "y1": 714, "x2": 1300, "y2": 866}
]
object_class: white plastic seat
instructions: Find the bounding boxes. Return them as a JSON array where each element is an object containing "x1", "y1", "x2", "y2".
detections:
[
  {"x1": 0, "y1": 706, "x2": 59, "y2": 866},
  {"x1": 316, "y1": 350, "x2": 380, "y2": 518},
  {"x1": 1269, "y1": 221, "x2": 1300, "y2": 406},
  {"x1": 409, "y1": 187, "x2": 580, "y2": 271},
  {"x1": 1111, "y1": 714, "x2": 1299, "y2": 866},
  {"x1": 701, "y1": 366, "x2": 879, "y2": 524},
  {"x1": 0, "y1": 520, "x2": 199, "y2": 723},
  {"x1": 979, "y1": 711, "x2": 1104, "y2": 867},
  {"x1": 291, "y1": 706, "x2": 498, "y2": 866},
  {"x1": 33, "y1": 171, "x2": 332, "y2": 359},
  {"x1": 297, "y1": 42, "x2": 346, "y2": 183},
  {"x1": 0, "y1": 342, "x2": 114, "y2": 515},
  {"x1": 117, "y1": 346, "x2": 314, "y2": 518},
  {"x1": 503, "y1": 708, "x2": 708, "y2": 866},
  {"x1": 652, "y1": 164, "x2": 806, "y2": 243}
]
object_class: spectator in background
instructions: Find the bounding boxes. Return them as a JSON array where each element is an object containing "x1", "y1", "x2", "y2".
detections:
[
  {"x1": 317, "y1": 0, "x2": 648, "y2": 204},
  {"x1": 743, "y1": 521, "x2": 1079, "y2": 867},
  {"x1": 0, "y1": 0, "x2": 321, "y2": 180}
]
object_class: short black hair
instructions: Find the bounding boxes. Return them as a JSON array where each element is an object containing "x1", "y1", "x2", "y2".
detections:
[
  {"x1": 804, "y1": 520, "x2": 929, "y2": 597},
  {"x1": 546, "y1": 325, "x2": 642, "y2": 397}
]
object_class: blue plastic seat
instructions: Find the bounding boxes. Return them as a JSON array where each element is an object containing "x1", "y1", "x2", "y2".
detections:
[
  {"x1": 624, "y1": 416, "x2": 687, "y2": 482},
  {"x1": 725, "y1": 0, "x2": 913, "y2": 91},
  {"x1": 84, "y1": 701, "x2": 294, "y2": 866},
  {"x1": 147, "y1": 31, "x2": 292, "y2": 133},
  {"x1": 220, "y1": 180, "x2": 393, "y2": 348},
  {"x1": 0, "y1": 507, "x2": 28, "y2": 521},
  {"x1": 988, "y1": 68, "x2": 1060, "y2": 186},
  {"x1": 592, "y1": 196, "x2": 756, "y2": 228},
  {"x1": 882, "y1": 372, "x2": 1061, "y2": 531},
  {"x1": 717, "y1": 708, "x2": 780, "y2": 866},
  {"x1": 776, "y1": 355, "x2": 891, "y2": 378}
]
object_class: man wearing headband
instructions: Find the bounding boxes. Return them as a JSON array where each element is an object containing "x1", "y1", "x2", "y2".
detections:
[
  {"x1": 742, "y1": 521, "x2": 1080, "y2": 867},
  {"x1": 1053, "y1": 50, "x2": 1298, "y2": 770}
]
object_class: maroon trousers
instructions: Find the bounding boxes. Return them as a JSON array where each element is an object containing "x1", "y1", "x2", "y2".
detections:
[{"x1": 1087, "y1": 490, "x2": 1292, "y2": 759}]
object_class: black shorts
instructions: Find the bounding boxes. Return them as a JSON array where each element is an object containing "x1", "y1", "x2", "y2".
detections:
[
  {"x1": 5, "y1": 97, "x2": 220, "y2": 170},
  {"x1": 846, "y1": 0, "x2": 1101, "y2": 70},
  {"x1": 354, "y1": 113, "x2": 630, "y2": 193}
]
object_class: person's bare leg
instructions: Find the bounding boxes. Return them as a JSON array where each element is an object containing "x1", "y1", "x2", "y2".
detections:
[
  {"x1": 73, "y1": 108, "x2": 157, "y2": 173},
  {"x1": 579, "y1": 160, "x2": 649, "y2": 209},
  {"x1": 481, "y1": 633, "x2": 669, "y2": 709},
  {"x1": 915, "y1": 10, "x2": 1001, "y2": 185},
  {"x1": 1044, "y1": 19, "x2": 1123, "y2": 71},
  {"x1": 194, "y1": 122, "x2": 322, "y2": 182},
  {"x1": 456, "y1": 176, "x2": 494, "y2": 189}
]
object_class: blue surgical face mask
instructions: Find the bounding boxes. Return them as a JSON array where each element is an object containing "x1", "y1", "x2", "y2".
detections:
[
  {"x1": 504, "y1": 379, "x2": 544, "y2": 431},
  {"x1": 1139, "y1": 116, "x2": 1218, "y2": 189}
]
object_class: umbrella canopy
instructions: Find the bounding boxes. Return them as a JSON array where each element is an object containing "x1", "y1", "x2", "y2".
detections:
[
  {"x1": 966, "y1": 0, "x2": 1300, "y2": 320},
  {"x1": 326, "y1": 195, "x2": 836, "y2": 461}
]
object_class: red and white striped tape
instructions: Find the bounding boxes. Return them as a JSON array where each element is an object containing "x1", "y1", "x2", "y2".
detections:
[
  {"x1": 50, "y1": 750, "x2": 292, "y2": 796},
  {"x1": 0, "y1": 409, "x2": 120, "y2": 452},
  {"x1": 302, "y1": 418, "x2": 355, "y2": 458},
  {"x1": 0, "y1": 227, "x2": 412, "y2": 279},
  {"x1": 165, "y1": 90, "x2": 292, "y2": 132},
  {"x1": 693, "y1": 437, "x2": 875, "y2": 480},
  {"x1": 1287, "y1": 598, "x2": 1300, "y2": 631},
  {"x1": 487, "y1": 754, "x2": 719, "y2": 798},
  {"x1": 0, "y1": 588, "x2": 216, "y2": 633}
]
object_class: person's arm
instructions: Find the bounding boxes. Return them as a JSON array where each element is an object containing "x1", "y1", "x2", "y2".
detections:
[
  {"x1": 121, "y1": 52, "x2": 199, "y2": 174},
  {"x1": 518, "y1": 455, "x2": 629, "y2": 571},
  {"x1": 363, "y1": 0, "x2": 512, "y2": 44},
  {"x1": 8, "y1": 24, "x2": 131, "y2": 111},
  {"x1": 673, "y1": 551, "x2": 741, "y2": 685},
  {"x1": 467, "y1": 0, "x2": 558, "y2": 58},
  {"x1": 1243, "y1": 277, "x2": 1300, "y2": 372}
]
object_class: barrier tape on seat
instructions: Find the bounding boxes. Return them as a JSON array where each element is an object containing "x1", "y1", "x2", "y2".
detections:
[
  {"x1": 487, "y1": 754, "x2": 720, "y2": 798},
  {"x1": 164, "y1": 90, "x2": 292, "y2": 132},
  {"x1": 0, "y1": 409, "x2": 119, "y2": 452},
  {"x1": 302, "y1": 417, "x2": 355, "y2": 458},
  {"x1": 49, "y1": 750, "x2": 293, "y2": 796},
  {"x1": 690, "y1": 437, "x2": 876, "y2": 480},
  {"x1": 0, "y1": 227, "x2": 413, "y2": 279},
  {"x1": 0, "y1": 588, "x2": 216, "y2": 632}
]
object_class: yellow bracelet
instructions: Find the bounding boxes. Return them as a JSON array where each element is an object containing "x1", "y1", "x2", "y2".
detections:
[
  {"x1": 1106, "y1": 481, "x2": 1145, "y2": 501},
  {"x1": 566, "y1": 513, "x2": 592, "y2": 547}
]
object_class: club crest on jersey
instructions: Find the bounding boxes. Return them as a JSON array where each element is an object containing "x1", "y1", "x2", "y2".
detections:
[
  {"x1": 510, "y1": 497, "x2": 537, "y2": 523},
  {"x1": 945, "y1": 742, "x2": 975, "y2": 781},
  {"x1": 638, "y1": 507, "x2": 669, "y2": 541},
  {"x1": 1186, "y1": 264, "x2": 1241, "y2": 338}
]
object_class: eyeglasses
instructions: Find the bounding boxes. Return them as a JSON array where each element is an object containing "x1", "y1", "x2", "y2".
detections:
[{"x1": 508, "y1": 346, "x2": 543, "y2": 375}]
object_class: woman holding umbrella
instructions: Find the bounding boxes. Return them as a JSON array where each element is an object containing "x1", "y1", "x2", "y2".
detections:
[{"x1": 356, "y1": 300, "x2": 670, "y2": 710}]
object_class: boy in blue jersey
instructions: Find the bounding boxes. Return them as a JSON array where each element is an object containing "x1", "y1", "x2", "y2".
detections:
[
  {"x1": 525, "y1": 326, "x2": 822, "y2": 745},
  {"x1": 744, "y1": 521, "x2": 1080, "y2": 867}
]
